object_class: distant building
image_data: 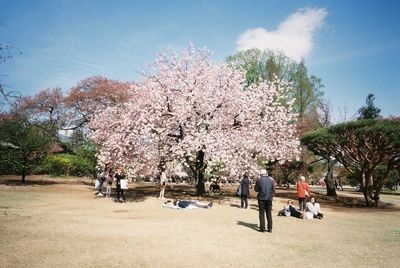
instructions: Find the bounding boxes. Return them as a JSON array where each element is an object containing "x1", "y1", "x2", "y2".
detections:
[{"x1": 58, "y1": 129, "x2": 74, "y2": 142}]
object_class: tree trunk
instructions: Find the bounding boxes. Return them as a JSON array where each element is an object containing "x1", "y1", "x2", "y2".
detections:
[
  {"x1": 157, "y1": 157, "x2": 166, "y2": 174},
  {"x1": 362, "y1": 171, "x2": 374, "y2": 206},
  {"x1": 362, "y1": 188, "x2": 373, "y2": 207},
  {"x1": 373, "y1": 184, "x2": 383, "y2": 208},
  {"x1": 372, "y1": 171, "x2": 390, "y2": 208},
  {"x1": 194, "y1": 150, "x2": 206, "y2": 196},
  {"x1": 20, "y1": 157, "x2": 29, "y2": 184},
  {"x1": 325, "y1": 159, "x2": 337, "y2": 197},
  {"x1": 21, "y1": 169, "x2": 26, "y2": 184},
  {"x1": 196, "y1": 170, "x2": 206, "y2": 196}
]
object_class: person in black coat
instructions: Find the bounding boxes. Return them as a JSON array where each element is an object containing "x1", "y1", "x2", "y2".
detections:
[
  {"x1": 240, "y1": 173, "x2": 251, "y2": 209},
  {"x1": 255, "y1": 169, "x2": 275, "y2": 233},
  {"x1": 114, "y1": 167, "x2": 126, "y2": 203}
]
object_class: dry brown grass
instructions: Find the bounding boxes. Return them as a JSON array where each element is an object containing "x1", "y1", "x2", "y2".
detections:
[{"x1": 0, "y1": 176, "x2": 399, "y2": 268}]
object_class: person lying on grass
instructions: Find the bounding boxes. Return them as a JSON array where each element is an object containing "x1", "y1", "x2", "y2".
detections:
[{"x1": 164, "y1": 199, "x2": 213, "y2": 209}]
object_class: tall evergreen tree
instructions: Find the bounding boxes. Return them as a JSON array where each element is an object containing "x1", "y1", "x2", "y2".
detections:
[{"x1": 358, "y1": 93, "x2": 381, "y2": 120}]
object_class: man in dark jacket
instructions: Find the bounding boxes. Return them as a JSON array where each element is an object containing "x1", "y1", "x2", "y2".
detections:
[{"x1": 255, "y1": 169, "x2": 275, "y2": 233}]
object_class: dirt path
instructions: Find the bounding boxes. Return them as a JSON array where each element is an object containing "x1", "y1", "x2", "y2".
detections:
[{"x1": 0, "y1": 181, "x2": 399, "y2": 268}]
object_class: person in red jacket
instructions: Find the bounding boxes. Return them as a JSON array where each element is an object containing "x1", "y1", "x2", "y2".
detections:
[{"x1": 297, "y1": 175, "x2": 310, "y2": 211}]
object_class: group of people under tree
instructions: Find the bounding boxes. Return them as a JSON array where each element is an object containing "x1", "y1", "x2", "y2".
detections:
[
  {"x1": 96, "y1": 165, "x2": 127, "y2": 203},
  {"x1": 95, "y1": 164, "x2": 324, "y2": 233}
]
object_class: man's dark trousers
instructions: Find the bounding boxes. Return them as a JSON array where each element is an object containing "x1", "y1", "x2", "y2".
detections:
[{"x1": 258, "y1": 199, "x2": 272, "y2": 232}]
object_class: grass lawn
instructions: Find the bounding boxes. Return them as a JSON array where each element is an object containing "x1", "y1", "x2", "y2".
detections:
[{"x1": 0, "y1": 176, "x2": 399, "y2": 268}]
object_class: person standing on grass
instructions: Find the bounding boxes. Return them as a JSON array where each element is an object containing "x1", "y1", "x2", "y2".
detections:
[
  {"x1": 115, "y1": 167, "x2": 126, "y2": 203},
  {"x1": 96, "y1": 169, "x2": 105, "y2": 197},
  {"x1": 255, "y1": 169, "x2": 275, "y2": 233},
  {"x1": 240, "y1": 172, "x2": 251, "y2": 209},
  {"x1": 159, "y1": 172, "x2": 167, "y2": 200},
  {"x1": 297, "y1": 175, "x2": 310, "y2": 211},
  {"x1": 105, "y1": 168, "x2": 113, "y2": 198}
]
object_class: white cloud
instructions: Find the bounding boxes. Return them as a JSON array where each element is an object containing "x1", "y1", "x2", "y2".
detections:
[{"x1": 236, "y1": 8, "x2": 327, "y2": 61}]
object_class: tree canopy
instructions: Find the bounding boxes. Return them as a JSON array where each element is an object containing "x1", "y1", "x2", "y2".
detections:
[
  {"x1": 90, "y1": 46, "x2": 301, "y2": 195},
  {"x1": 226, "y1": 48, "x2": 324, "y2": 122},
  {"x1": 0, "y1": 115, "x2": 53, "y2": 182}
]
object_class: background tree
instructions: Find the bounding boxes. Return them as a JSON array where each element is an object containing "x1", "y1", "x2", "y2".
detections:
[
  {"x1": 357, "y1": 93, "x2": 381, "y2": 120},
  {"x1": 226, "y1": 48, "x2": 326, "y2": 189},
  {"x1": 1, "y1": 21, "x2": 22, "y2": 108},
  {"x1": 0, "y1": 115, "x2": 52, "y2": 182},
  {"x1": 64, "y1": 76, "x2": 131, "y2": 129},
  {"x1": 301, "y1": 119, "x2": 400, "y2": 206},
  {"x1": 1, "y1": 76, "x2": 130, "y2": 179},
  {"x1": 10, "y1": 77, "x2": 131, "y2": 132},
  {"x1": 226, "y1": 48, "x2": 324, "y2": 124},
  {"x1": 226, "y1": 49, "x2": 296, "y2": 86},
  {"x1": 12, "y1": 87, "x2": 65, "y2": 139},
  {"x1": 15, "y1": 87, "x2": 65, "y2": 125}
]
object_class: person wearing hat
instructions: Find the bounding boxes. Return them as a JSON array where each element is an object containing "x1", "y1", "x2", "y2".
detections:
[
  {"x1": 254, "y1": 169, "x2": 275, "y2": 233},
  {"x1": 297, "y1": 175, "x2": 310, "y2": 211}
]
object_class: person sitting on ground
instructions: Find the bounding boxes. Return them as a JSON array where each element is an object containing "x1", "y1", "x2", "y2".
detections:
[
  {"x1": 164, "y1": 199, "x2": 213, "y2": 209},
  {"x1": 306, "y1": 197, "x2": 324, "y2": 219},
  {"x1": 209, "y1": 180, "x2": 221, "y2": 193},
  {"x1": 278, "y1": 200, "x2": 303, "y2": 219}
]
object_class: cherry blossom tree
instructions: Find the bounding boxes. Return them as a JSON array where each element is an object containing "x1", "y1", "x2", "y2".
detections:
[{"x1": 90, "y1": 46, "x2": 300, "y2": 195}]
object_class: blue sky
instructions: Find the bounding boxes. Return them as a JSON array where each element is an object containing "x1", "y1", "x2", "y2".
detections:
[{"x1": 1, "y1": 0, "x2": 399, "y2": 121}]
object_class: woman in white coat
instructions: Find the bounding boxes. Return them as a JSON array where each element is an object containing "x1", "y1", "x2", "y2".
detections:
[
  {"x1": 306, "y1": 197, "x2": 324, "y2": 219},
  {"x1": 159, "y1": 172, "x2": 167, "y2": 200}
]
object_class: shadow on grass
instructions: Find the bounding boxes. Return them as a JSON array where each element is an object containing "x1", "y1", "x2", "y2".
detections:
[
  {"x1": 236, "y1": 220, "x2": 258, "y2": 231},
  {"x1": 0, "y1": 179, "x2": 58, "y2": 186},
  {"x1": 0, "y1": 176, "x2": 94, "y2": 187},
  {"x1": 97, "y1": 184, "x2": 209, "y2": 203},
  {"x1": 230, "y1": 203, "x2": 258, "y2": 211},
  {"x1": 249, "y1": 204, "x2": 258, "y2": 211},
  {"x1": 2, "y1": 175, "x2": 399, "y2": 211}
]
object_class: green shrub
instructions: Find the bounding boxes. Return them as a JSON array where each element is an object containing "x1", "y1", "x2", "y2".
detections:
[{"x1": 36, "y1": 153, "x2": 95, "y2": 177}]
